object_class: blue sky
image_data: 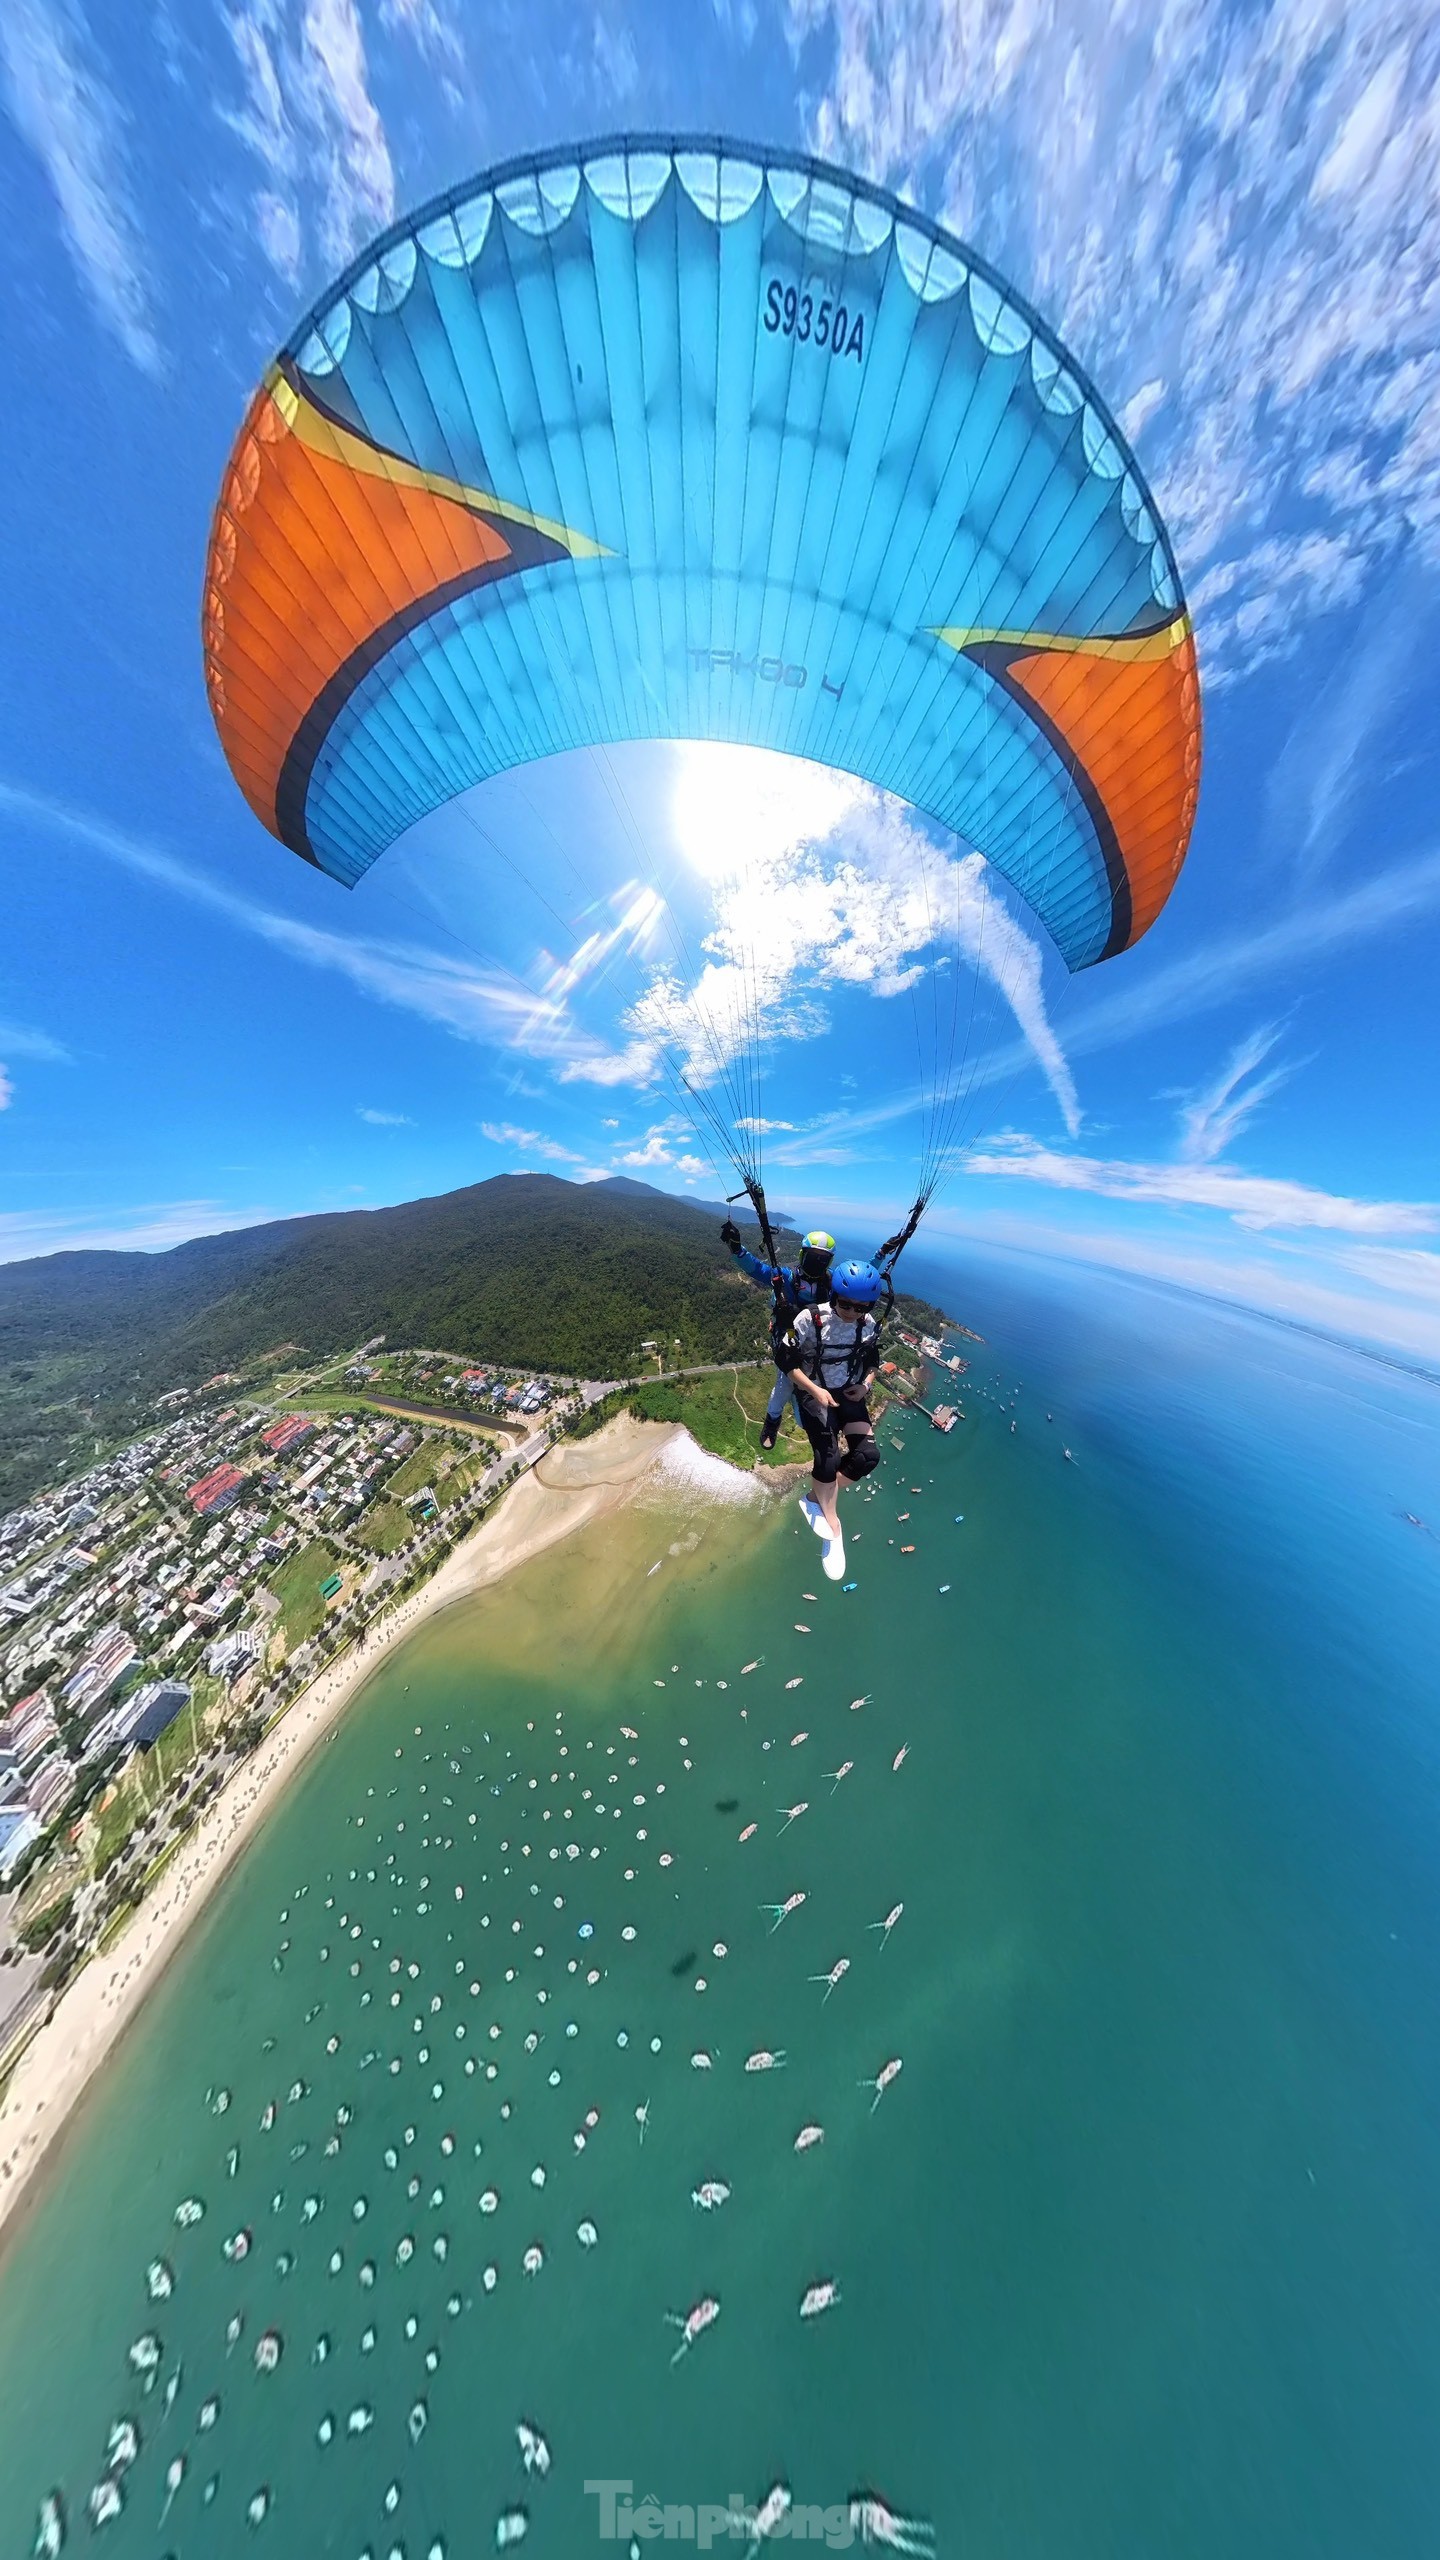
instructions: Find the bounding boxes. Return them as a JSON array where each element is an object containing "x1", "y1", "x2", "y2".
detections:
[{"x1": 1, "y1": 0, "x2": 1438, "y2": 1365}]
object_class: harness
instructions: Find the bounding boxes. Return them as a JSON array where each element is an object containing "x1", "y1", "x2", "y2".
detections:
[
  {"x1": 794, "y1": 1303, "x2": 875, "y2": 1395},
  {"x1": 769, "y1": 1267, "x2": 829, "y2": 1354}
]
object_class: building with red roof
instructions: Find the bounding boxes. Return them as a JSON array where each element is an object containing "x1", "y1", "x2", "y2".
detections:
[
  {"x1": 261, "y1": 1414, "x2": 314, "y2": 1459},
  {"x1": 187, "y1": 1461, "x2": 247, "y2": 1516}
]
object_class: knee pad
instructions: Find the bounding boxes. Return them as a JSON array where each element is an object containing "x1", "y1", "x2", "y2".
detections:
[{"x1": 838, "y1": 1429, "x2": 879, "y2": 1482}]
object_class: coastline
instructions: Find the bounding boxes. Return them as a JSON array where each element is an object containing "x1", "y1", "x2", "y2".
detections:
[{"x1": 0, "y1": 1413, "x2": 686, "y2": 2247}]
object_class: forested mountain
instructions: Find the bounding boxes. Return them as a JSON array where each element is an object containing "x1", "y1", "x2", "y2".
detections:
[{"x1": 0, "y1": 1176, "x2": 955, "y2": 1507}]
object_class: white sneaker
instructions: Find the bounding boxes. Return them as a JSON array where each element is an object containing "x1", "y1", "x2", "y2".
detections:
[
  {"x1": 821, "y1": 1527, "x2": 847, "y2": 1581},
  {"x1": 799, "y1": 1497, "x2": 830, "y2": 1539}
]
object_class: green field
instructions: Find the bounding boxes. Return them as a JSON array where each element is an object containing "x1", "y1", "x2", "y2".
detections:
[
  {"x1": 357, "y1": 1499, "x2": 410, "y2": 1556},
  {"x1": 434, "y1": 1448, "x2": 492, "y2": 1507},
  {"x1": 624, "y1": 1366, "x2": 808, "y2": 1470},
  {"x1": 387, "y1": 1442, "x2": 442, "y2": 1499},
  {"x1": 88, "y1": 1679, "x2": 217, "y2": 1877},
  {"x1": 267, "y1": 1538, "x2": 344, "y2": 1648}
]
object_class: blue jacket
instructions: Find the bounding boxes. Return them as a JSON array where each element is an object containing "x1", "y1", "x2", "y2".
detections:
[{"x1": 733, "y1": 1247, "x2": 827, "y2": 1315}]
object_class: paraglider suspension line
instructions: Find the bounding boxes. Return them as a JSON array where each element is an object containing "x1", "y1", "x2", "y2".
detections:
[{"x1": 875, "y1": 1196, "x2": 927, "y2": 1275}]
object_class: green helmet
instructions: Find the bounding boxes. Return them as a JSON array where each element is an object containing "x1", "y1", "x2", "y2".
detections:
[{"x1": 801, "y1": 1230, "x2": 836, "y2": 1256}]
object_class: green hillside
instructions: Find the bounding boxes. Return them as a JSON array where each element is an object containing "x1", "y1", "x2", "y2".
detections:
[{"x1": 0, "y1": 1175, "x2": 959, "y2": 1507}]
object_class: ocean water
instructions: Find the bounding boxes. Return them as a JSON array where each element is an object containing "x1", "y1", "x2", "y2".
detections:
[{"x1": 2, "y1": 1251, "x2": 1439, "y2": 2557}]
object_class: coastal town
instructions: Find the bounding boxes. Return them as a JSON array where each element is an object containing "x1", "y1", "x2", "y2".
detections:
[
  {"x1": 0, "y1": 1340, "x2": 587, "y2": 2065},
  {"x1": 0, "y1": 1319, "x2": 959, "y2": 2085}
]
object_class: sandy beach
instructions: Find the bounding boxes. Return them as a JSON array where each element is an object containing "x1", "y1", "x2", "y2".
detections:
[{"x1": 0, "y1": 1412, "x2": 685, "y2": 2244}]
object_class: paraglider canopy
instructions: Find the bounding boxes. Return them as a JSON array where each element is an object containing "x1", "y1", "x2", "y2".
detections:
[{"x1": 203, "y1": 135, "x2": 1200, "y2": 1237}]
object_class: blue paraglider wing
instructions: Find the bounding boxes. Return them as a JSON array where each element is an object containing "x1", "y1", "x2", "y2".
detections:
[{"x1": 204, "y1": 138, "x2": 1199, "y2": 971}]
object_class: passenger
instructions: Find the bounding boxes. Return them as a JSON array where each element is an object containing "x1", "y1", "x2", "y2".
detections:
[
  {"x1": 781, "y1": 1260, "x2": 884, "y2": 1581},
  {"x1": 720, "y1": 1222, "x2": 835, "y2": 1449}
]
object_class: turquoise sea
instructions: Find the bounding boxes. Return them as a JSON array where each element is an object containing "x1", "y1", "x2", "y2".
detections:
[{"x1": 2, "y1": 1247, "x2": 1439, "y2": 2557}]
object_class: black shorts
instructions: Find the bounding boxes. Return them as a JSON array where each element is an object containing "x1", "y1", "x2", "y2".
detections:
[{"x1": 798, "y1": 1386, "x2": 876, "y2": 1485}]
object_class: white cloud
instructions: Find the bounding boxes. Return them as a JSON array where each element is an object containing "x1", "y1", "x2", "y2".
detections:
[
  {"x1": 789, "y1": 0, "x2": 1440, "y2": 676},
  {"x1": 720, "y1": 830, "x2": 1440, "y2": 1168},
  {"x1": 479, "y1": 1120, "x2": 587, "y2": 1165},
  {"x1": 591, "y1": 10, "x2": 638, "y2": 97},
  {"x1": 1174, "y1": 1024, "x2": 1292, "y2": 1164},
  {"x1": 1313, "y1": 48, "x2": 1409, "y2": 203},
  {"x1": 1320, "y1": 1239, "x2": 1440, "y2": 1305},
  {"x1": 636, "y1": 746, "x2": 1080, "y2": 1133},
  {"x1": 0, "y1": 0, "x2": 160, "y2": 370},
  {"x1": 1119, "y1": 377, "x2": 1166, "y2": 441},
  {"x1": 379, "y1": 0, "x2": 464, "y2": 79},
  {"x1": 254, "y1": 187, "x2": 302, "y2": 284},
  {"x1": 0, "y1": 1064, "x2": 13, "y2": 1110},
  {"x1": 609, "y1": 1117, "x2": 696, "y2": 1171},
  {"x1": 221, "y1": 0, "x2": 395, "y2": 281},
  {"x1": 617, "y1": 1130, "x2": 678, "y2": 1169},
  {"x1": 356, "y1": 1105, "x2": 411, "y2": 1125},
  {"x1": 967, "y1": 1133, "x2": 1434, "y2": 1238},
  {"x1": 556, "y1": 1041, "x2": 658, "y2": 1087},
  {"x1": 736, "y1": 1116, "x2": 797, "y2": 1132}
]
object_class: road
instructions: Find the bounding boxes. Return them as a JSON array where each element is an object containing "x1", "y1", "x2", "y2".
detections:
[
  {"x1": 0, "y1": 1901, "x2": 43, "y2": 2058},
  {"x1": 579, "y1": 1359, "x2": 768, "y2": 1405}
]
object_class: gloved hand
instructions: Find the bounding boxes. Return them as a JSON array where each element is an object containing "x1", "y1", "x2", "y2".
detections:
[{"x1": 720, "y1": 1220, "x2": 741, "y2": 1250}]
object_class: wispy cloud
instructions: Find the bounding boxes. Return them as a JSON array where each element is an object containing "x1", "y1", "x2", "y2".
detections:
[
  {"x1": 763, "y1": 1140, "x2": 857, "y2": 1169},
  {"x1": 968, "y1": 1016, "x2": 1432, "y2": 1238},
  {"x1": 0, "y1": 1014, "x2": 67, "y2": 1063},
  {"x1": 1319, "y1": 1239, "x2": 1440, "y2": 1307},
  {"x1": 0, "y1": 0, "x2": 159, "y2": 370},
  {"x1": 1263, "y1": 597, "x2": 1425, "y2": 881},
  {"x1": 221, "y1": 0, "x2": 396, "y2": 284},
  {"x1": 924, "y1": 1202, "x2": 1440, "y2": 1371},
  {"x1": 1067, "y1": 845, "x2": 1440, "y2": 1062},
  {"x1": 556, "y1": 1041, "x2": 658, "y2": 1087},
  {"x1": 379, "y1": 0, "x2": 464, "y2": 81},
  {"x1": 0, "y1": 1065, "x2": 13, "y2": 1111},
  {"x1": 807, "y1": 841, "x2": 1437, "y2": 1174},
  {"x1": 479, "y1": 1119, "x2": 587, "y2": 1165},
  {"x1": 1174, "y1": 1024, "x2": 1293, "y2": 1164},
  {"x1": 967, "y1": 1134, "x2": 1435, "y2": 1238},
  {"x1": 0, "y1": 779, "x2": 642, "y2": 1079},
  {"x1": 356, "y1": 1105, "x2": 412, "y2": 1125},
  {"x1": 727, "y1": 836, "x2": 1440, "y2": 1166},
  {"x1": 590, "y1": 9, "x2": 638, "y2": 99},
  {"x1": 638, "y1": 746, "x2": 1080, "y2": 1132},
  {"x1": 0, "y1": 1199, "x2": 273, "y2": 1267},
  {"x1": 790, "y1": 0, "x2": 1440, "y2": 676}
]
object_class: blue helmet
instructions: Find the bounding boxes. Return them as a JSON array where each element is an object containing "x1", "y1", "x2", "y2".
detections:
[{"x1": 831, "y1": 1258, "x2": 883, "y2": 1306}]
